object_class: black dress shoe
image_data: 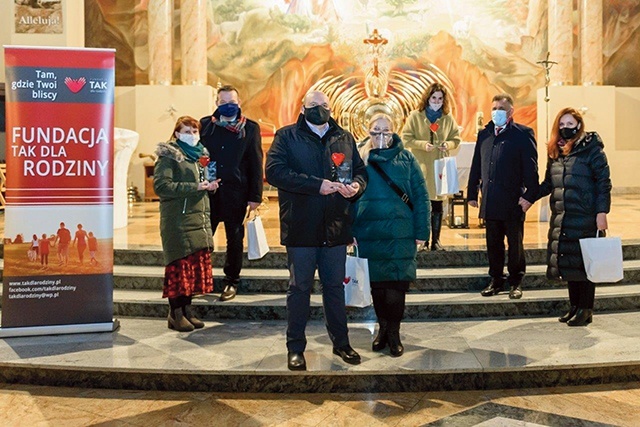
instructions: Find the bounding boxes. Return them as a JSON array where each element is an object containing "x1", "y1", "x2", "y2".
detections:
[
  {"x1": 567, "y1": 309, "x2": 593, "y2": 327},
  {"x1": 558, "y1": 305, "x2": 578, "y2": 323},
  {"x1": 287, "y1": 352, "x2": 306, "y2": 371},
  {"x1": 508, "y1": 284, "x2": 523, "y2": 300},
  {"x1": 481, "y1": 279, "x2": 505, "y2": 297},
  {"x1": 219, "y1": 284, "x2": 237, "y2": 302},
  {"x1": 333, "y1": 345, "x2": 361, "y2": 365}
]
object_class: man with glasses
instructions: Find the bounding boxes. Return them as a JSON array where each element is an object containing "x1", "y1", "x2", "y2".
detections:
[{"x1": 266, "y1": 90, "x2": 368, "y2": 371}]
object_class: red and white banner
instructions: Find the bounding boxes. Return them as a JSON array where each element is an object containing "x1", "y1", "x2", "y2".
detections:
[{"x1": 2, "y1": 46, "x2": 116, "y2": 333}]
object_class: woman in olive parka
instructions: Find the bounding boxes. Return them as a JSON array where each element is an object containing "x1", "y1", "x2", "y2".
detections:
[
  {"x1": 154, "y1": 116, "x2": 218, "y2": 332},
  {"x1": 352, "y1": 113, "x2": 430, "y2": 357}
]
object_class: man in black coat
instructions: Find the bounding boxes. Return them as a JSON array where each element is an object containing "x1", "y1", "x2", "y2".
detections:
[
  {"x1": 200, "y1": 85, "x2": 263, "y2": 302},
  {"x1": 266, "y1": 90, "x2": 367, "y2": 371},
  {"x1": 467, "y1": 94, "x2": 539, "y2": 299}
]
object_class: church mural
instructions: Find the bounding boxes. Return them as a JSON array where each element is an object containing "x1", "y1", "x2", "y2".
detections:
[{"x1": 85, "y1": 0, "x2": 640, "y2": 142}]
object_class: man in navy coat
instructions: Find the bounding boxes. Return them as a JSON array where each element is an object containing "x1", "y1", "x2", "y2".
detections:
[{"x1": 467, "y1": 94, "x2": 539, "y2": 299}]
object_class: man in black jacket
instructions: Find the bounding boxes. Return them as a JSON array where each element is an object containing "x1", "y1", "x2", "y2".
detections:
[
  {"x1": 266, "y1": 90, "x2": 367, "y2": 371},
  {"x1": 467, "y1": 94, "x2": 538, "y2": 299},
  {"x1": 200, "y1": 85, "x2": 263, "y2": 302}
]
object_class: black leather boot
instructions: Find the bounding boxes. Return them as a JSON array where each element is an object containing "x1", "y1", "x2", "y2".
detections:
[
  {"x1": 567, "y1": 309, "x2": 593, "y2": 326},
  {"x1": 430, "y1": 212, "x2": 445, "y2": 251},
  {"x1": 387, "y1": 322, "x2": 404, "y2": 357},
  {"x1": 558, "y1": 305, "x2": 578, "y2": 323},
  {"x1": 372, "y1": 319, "x2": 388, "y2": 351}
]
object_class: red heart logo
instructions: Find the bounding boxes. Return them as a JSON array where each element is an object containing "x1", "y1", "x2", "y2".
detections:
[
  {"x1": 199, "y1": 155, "x2": 210, "y2": 167},
  {"x1": 64, "y1": 77, "x2": 86, "y2": 93},
  {"x1": 439, "y1": 174, "x2": 443, "y2": 179},
  {"x1": 430, "y1": 123, "x2": 439, "y2": 132},
  {"x1": 343, "y1": 276, "x2": 351, "y2": 284},
  {"x1": 331, "y1": 152, "x2": 346, "y2": 167}
]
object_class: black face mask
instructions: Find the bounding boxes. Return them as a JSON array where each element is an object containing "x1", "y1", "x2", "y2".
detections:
[
  {"x1": 304, "y1": 105, "x2": 331, "y2": 125},
  {"x1": 559, "y1": 126, "x2": 579, "y2": 140}
]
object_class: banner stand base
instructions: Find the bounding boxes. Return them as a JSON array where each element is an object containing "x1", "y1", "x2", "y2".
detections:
[{"x1": 0, "y1": 319, "x2": 120, "y2": 339}]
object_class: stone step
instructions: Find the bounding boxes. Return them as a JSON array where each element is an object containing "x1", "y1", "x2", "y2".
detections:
[
  {"x1": 110, "y1": 260, "x2": 640, "y2": 292},
  {"x1": 112, "y1": 244, "x2": 640, "y2": 268},
  {"x1": 2, "y1": 313, "x2": 640, "y2": 393},
  {"x1": 110, "y1": 284, "x2": 640, "y2": 321}
]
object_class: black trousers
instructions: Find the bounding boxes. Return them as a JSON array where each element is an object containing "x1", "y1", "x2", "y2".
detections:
[
  {"x1": 285, "y1": 245, "x2": 350, "y2": 353},
  {"x1": 568, "y1": 281, "x2": 595, "y2": 309},
  {"x1": 211, "y1": 218, "x2": 244, "y2": 284},
  {"x1": 485, "y1": 219, "x2": 525, "y2": 286}
]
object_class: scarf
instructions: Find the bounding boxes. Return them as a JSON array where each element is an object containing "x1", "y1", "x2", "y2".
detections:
[
  {"x1": 212, "y1": 115, "x2": 247, "y2": 139},
  {"x1": 176, "y1": 140, "x2": 205, "y2": 162},
  {"x1": 425, "y1": 107, "x2": 442, "y2": 124}
]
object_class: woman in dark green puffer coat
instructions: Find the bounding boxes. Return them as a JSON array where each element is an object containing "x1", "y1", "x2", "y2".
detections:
[
  {"x1": 352, "y1": 113, "x2": 430, "y2": 357},
  {"x1": 154, "y1": 116, "x2": 218, "y2": 332}
]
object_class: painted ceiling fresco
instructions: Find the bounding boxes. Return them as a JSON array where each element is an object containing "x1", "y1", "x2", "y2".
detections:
[{"x1": 85, "y1": 0, "x2": 640, "y2": 141}]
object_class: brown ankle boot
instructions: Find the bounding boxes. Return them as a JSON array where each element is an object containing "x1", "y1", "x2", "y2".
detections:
[
  {"x1": 168, "y1": 307, "x2": 194, "y2": 332},
  {"x1": 183, "y1": 305, "x2": 204, "y2": 329}
]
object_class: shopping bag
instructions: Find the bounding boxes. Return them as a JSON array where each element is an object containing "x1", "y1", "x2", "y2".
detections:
[
  {"x1": 246, "y1": 214, "x2": 270, "y2": 260},
  {"x1": 579, "y1": 233, "x2": 623, "y2": 283},
  {"x1": 344, "y1": 247, "x2": 372, "y2": 308},
  {"x1": 434, "y1": 156, "x2": 460, "y2": 196}
]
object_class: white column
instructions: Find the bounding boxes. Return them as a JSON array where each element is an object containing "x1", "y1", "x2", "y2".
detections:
[
  {"x1": 580, "y1": 0, "x2": 603, "y2": 85},
  {"x1": 148, "y1": 0, "x2": 173, "y2": 85},
  {"x1": 548, "y1": 0, "x2": 574, "y2": 85},
  {"x1": 180, "y1": 0, "x2": 207, "y2": 85}
]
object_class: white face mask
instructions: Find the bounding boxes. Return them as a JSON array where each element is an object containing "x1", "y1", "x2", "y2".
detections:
[
  {"x1": 429, "y1": 102, "x2": 443, "y2": 111},
  {"x1": 177, "y1": 133, "x2": 199, "y2": 147}
]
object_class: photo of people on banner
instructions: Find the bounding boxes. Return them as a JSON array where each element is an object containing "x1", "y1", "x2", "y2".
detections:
[{"x1": 3, "y1": 205, "x2": 113, "y2": 277}]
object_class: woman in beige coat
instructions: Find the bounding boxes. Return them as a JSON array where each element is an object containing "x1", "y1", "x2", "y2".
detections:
[{"x1": 402, "y1": 83, "x2": 461, "y2": 250}]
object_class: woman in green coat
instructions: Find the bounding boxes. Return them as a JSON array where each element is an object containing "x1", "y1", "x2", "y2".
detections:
[
  {"x1": 402, "y1": 82, "x2": 461, "y2": 250},
  {"x1": 154, "y1": 116, "x2": 218, "y2": 332},
  {"x1": 352, "y1": 113, "x2": 430, "y2": 357}
]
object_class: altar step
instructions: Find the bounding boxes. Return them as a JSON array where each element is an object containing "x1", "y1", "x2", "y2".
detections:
[
  {"x1": 112, "y1": 284, "x2": 640, "y2": 321},
  {"x1": 2, "y1": 313, "x2": 640, "y2": 393},
  {"x1": 111, "y1": 260, "x2": 640, "y2": 292},
  {"x1": 113, "y1": 244, "x2": 640, "y2": 268}
]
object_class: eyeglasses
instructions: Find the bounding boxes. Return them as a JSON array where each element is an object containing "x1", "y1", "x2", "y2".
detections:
[{"x1": 370, "y1": 131, "x2": 392, "y2": 137}]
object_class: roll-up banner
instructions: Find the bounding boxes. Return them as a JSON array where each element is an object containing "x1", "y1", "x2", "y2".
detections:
[{"x1": 0, "y1": 46, "x2": 118, "y2": 337}]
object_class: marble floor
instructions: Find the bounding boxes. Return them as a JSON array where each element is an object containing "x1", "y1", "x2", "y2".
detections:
[
  {"x1": 0, "y1": 381, "x2": 639, "y2": 426},
  {"x1": 2, "y1": 313, "x2": 640, "y2": 425}
]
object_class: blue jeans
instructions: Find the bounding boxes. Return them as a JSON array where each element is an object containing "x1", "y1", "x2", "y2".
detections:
[{"x1": 286, "y1": 245, "x2": 350, "y2": 353}]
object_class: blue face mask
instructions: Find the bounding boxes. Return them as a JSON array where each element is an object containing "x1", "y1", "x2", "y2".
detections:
[
  {"x1": 491, "y1": 110, "x2": 508, "y2": 127},
  {"x1": 218, "y1": 103, "x2": 239, "y2": 118}
]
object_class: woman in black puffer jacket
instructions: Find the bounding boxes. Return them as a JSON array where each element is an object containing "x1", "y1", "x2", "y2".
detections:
[{"x1": 533, "y1": 108, "x2": 612, "y2": 327}]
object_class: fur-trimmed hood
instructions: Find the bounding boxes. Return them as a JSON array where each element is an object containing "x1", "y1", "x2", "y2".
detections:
[{"x1": 154, "y1": 141, "x2": 209, "y2": 162}]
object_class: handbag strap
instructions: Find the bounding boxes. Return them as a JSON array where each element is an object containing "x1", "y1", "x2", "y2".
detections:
[{"x1": 369, "y1": 161, "x2": 413, "y2": 210}]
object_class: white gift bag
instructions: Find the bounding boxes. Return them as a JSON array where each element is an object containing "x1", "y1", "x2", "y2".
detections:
[
  {"x1": 246, "y1": 214, "x2": 270, "y2": 260},
  {"x1": 344, "y1": 247, "x2": 372, "y2": 308},
  {"x1": 434, "y1": 156, "x2": 460, "y2": 196},
  {"x1": 579, "y1": 233, "x2": 623, "y2": 283}
]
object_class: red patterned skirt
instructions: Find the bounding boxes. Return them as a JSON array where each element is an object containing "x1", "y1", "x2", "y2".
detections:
[{"x1": 162, "y1": 248, "x2": 214, "y2": 299}]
